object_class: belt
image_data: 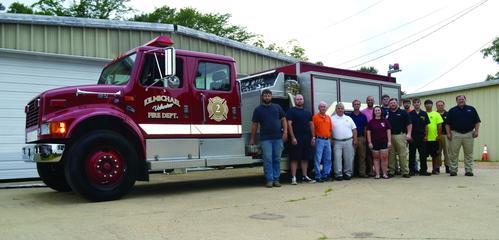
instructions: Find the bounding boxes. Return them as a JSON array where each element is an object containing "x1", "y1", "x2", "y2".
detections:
[
  {"x1": 453, "y1": 130, "x2": 472, "y2": 134},
  {"x1": 333, "y1": 137, "x2": 353, "y2": 141},
  {"x1": 316, "y1": 136, "x2": 330, "y2": 140}
]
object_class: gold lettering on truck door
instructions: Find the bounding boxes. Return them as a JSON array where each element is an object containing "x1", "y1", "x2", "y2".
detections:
[{"x1": 207, "y1": 96, "x2": 228, "y2": 122}]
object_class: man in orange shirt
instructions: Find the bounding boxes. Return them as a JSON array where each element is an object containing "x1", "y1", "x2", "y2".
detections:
[{"x1": 312, "y1": 101, "x2": 334, "y2": 182}]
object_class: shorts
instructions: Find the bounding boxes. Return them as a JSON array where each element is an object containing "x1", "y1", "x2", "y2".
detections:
[
  {"x1": 288, "y1": 138, "x2": 313, "y2": 161},
  {"x1": 372, "y1": 142, "x2": 388, "y2": 151},
  {"x1": 426, "y1": 141, "x2": 439, "y2": 158}
]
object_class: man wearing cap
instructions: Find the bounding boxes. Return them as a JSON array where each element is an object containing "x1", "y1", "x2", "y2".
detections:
[{"x1": 446, "y1": 95, "x2": 481, "y2": 176}]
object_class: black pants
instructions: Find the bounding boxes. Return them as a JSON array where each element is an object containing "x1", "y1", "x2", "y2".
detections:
[{"x1": 409, "y1": 136, "x2": 427, "y2": 172}]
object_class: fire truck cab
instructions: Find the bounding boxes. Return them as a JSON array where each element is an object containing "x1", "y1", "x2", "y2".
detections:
[{"x1": 23, "y1": 36, "x2": 257, "y2": 201}]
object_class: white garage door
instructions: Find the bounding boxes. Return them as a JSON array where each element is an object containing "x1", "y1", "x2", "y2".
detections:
[{"x1": 0, "y1": 50, "x2": 108, "y2": 180}]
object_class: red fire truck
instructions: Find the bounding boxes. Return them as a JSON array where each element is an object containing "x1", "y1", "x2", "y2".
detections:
[{"x1": 23, "y1": 36, "x2": 400, "y2": 201}]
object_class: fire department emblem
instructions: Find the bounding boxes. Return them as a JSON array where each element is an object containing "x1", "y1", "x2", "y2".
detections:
[{"x1": 207, "y1": 96, "x2": 228, "y2": 122}]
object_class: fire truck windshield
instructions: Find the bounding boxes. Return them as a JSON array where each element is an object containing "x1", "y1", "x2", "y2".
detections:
[{"x1": 98, "y1": 53, "x2": 137, "y2": 85}]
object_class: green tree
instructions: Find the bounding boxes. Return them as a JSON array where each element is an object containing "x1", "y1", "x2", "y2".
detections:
[
  {"x1": 481, "y1": 36, "x2": 499, "y2": 81},
  {"x1": 358, "y1": 66, "x2": 378, "y2": 74},
  {"x1": 250, "y1": 36, "x2": 308, "y2": 60},
  {"x1": 15, "y1": 0, "x2": 133, "y2": 19},
  {"x1": 7, "y1": 2, "x2": 34, "y2": 14},
  {"x1": 133, "y1": 6, "x2": 254, "y2": 43}
]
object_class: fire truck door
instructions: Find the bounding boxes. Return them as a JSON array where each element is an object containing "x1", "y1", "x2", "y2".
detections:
[{"x1": 190, "y1": 60, "x2": 242, "y2": 137}]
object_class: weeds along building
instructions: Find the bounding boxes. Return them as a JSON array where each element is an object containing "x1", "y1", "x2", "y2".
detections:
[{"x1": 0, "y1": 13, "x2": 296, "y2": 179}]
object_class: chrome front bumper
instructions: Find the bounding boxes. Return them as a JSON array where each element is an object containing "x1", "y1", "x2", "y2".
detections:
[{"x1": 22, "y1": 144, "x2": 65, "y2": 163}]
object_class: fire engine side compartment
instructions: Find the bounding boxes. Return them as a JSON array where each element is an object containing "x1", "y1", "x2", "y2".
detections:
[{"x1": 146, "y1": 138, "x2": 258, "y2": 171}]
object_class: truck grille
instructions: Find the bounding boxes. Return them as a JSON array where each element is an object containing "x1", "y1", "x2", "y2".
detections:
[{"x1": 26, "y1": 98, "x2": 40, "y2": 128}]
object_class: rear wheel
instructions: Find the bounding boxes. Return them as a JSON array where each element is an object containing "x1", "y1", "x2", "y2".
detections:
[
  {"x1": 65, "y1": 130, "x2": 138, "y2": 201},
  {"x1": 37, "y1": 162, "x2": 72, "y2": 192}
]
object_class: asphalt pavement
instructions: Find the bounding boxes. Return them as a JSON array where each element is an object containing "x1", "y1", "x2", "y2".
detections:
[{"x1": 1, "y1": 163, "x2": 499, "y2": 240}]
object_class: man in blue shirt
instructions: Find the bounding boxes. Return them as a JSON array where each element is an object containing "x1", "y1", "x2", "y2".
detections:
[
  {"x1": 348, "y1": 99, "x2": 368, "y2": 178},
  {"x1": 250, "y1": 89, "x2": 288, "y2": 187},
  {"x1": 446, "y1": 95, "x2": 481, "y2": 176}
]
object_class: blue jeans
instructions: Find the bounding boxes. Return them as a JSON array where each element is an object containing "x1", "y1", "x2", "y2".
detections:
[
  {"x1": 314, "y1": 138, "x2": 332, "y2": 180},
  {"x1": 261, "y1": 139, "x2": 284, "y2": 182}
]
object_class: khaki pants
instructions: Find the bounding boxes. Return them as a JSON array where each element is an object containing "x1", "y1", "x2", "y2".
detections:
[
  {"x1": 436, "y1": 135, "x2": 449, "y2": 168},
  {"x1": 354, "y1": 136, "x2": 367, "y2": 176},
  {"x1": 449, "y1": 131, "x2": 474, "y2": 173},
  {"x1": 388, "y1": 134, "x2": 409, "y2": 175}
]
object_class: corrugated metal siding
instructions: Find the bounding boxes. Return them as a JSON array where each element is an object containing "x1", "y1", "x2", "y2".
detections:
[
  {"x1": 0, "y1": 16, "x2": 294, "y2": 75},
  {"x1": 0, "y1": 51, "x2": 107, "y2": 179},
  {"x1": 403, "y1": 84, "x2": 499, "y2": 161}
]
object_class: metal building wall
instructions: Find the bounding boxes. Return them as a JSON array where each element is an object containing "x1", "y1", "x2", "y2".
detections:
[
  {"x1": 0, "y1": 14, "x2": 294, "y2": 75},
  {"x1": 403, "y1": 80, "x2": 499, "y2": 161}
]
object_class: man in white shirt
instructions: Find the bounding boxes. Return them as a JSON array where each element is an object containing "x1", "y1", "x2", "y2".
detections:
[{"x1": 331, "y1": 103, "x2": 358, "y2": 180}]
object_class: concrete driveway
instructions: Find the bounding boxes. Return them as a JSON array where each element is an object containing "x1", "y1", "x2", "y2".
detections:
[{"x1": 1, "y1": 163, "x2": 499, "y2": 240}]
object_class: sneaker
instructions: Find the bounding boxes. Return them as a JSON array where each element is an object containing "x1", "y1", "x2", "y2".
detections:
[
  {"x1": 266, "y1": 182, "x2": 273, "y2": 188},
  {"x1": 465, "y1": 172, "x2": 474, "y2": 177},
  {"x1": 450, "y1": 172, "x2": 457, "y2": 176},
  {"x1": 302, "y1": 176, "x2": 316, "y2": 183},
  {"x1": 343, "y1": 175, "x2": 351, "y2": 180},
  {"x1": 382, "y1": 175, "x2": 389, "y2": 179},
  {"x1": 335, "y1": 176, "x2": 343, "y2": 181},
  {"x1": 374, "y1": 175, "x2": 380, "y2": 179},
  {"x1": 291, "y1": 177, "x2": 297, "y2": 185},
  {"x1": 273, "y1": 181, "x2": 281, "y2": 187},
  {"x1": 402, "y1": 174, "x2": 411, "y2": 178},
  {"x1": 419, "y1": 171, "x2": 431, "y2": 176}
]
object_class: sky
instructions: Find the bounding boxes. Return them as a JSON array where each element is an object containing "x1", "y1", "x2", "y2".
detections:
[{"x1": 1, "y1": 0, "x2": 498, "y2": 93}]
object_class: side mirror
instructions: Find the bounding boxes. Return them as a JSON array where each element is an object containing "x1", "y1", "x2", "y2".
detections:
[{"x1": 164, "y1": 47, "x2": 176, "y2": 77}]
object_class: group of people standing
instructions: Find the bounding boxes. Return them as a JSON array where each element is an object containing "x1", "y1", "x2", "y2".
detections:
[{"x1": 250, "y1": 89, "x2": 481, "y2": 188}]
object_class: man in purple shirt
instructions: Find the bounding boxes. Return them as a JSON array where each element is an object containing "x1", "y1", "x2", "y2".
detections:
[{"x1": 361, "y1": 96, "x2": 375, "y2": 176}]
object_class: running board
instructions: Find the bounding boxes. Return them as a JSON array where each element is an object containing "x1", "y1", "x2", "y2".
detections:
[{"x1": 148, "y1": 156, "x2": 260, "y2": 171}]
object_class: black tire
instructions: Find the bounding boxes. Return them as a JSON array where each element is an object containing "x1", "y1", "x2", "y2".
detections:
[
  {"x1": 65, "y1": 130, "x2": 138, "y2": 202},
  {"x1": 37, "y1": 162, "x2": 72, "y2": 192}
]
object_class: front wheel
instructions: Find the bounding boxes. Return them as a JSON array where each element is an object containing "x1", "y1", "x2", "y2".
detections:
[
  {"x1": 65, "y1": 130, "x2": 138, "y2": 201},
  {"x1": 37, "y1": 162, "x2": 72, "y2": 192}
]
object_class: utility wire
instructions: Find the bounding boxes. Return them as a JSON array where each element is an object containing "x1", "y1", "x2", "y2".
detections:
[
  {"x1": 319, "y1": 6, "x2": 446, "y2": 57},
  {"x1": 324, "y1": 0, "x2": 384, "y2": 29},
  {"x1": 334, "y1": 0, "x2": 487, "y2": 68},
  {"x1": 412, "y1": 38, "x2": 495, "y2": 92}
]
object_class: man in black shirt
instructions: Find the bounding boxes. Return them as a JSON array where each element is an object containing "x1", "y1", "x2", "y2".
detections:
[
  {"x1": 408, "y1": 98, "x2": 430, "y2": 176},
  {"x1": 286, "y1": 94, "x2": 315, "y2": 184},
  {"x1": 387, "y1": 98, "x2": 413, "y2": 178},
  {"x1": 446, "y1": 95, "x2": 481, "y2": 176},
  {"x1": 436, "y1": 100, "x2": 450, "y2": 173}
]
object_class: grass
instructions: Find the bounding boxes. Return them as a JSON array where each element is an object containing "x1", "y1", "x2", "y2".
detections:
[{"x1": 323, "y1": 187, "x2": 333, "y2": 197}]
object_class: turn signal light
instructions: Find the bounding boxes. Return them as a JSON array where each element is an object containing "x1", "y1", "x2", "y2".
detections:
[{"x1": 50, "y1": 122, "x2": 66, "y2": 135}]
